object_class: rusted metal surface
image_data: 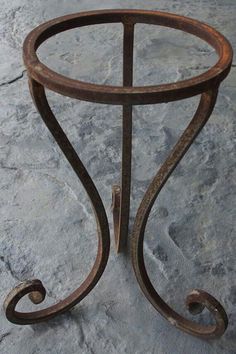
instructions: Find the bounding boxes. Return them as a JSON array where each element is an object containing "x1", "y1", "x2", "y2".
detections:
[
  {"x1": 22, "y1": 9, "x2": 232, "y2": 105},
  {"x1": 131, "y1": 89, "x2": 229, "y2": 339},
  {"x1": 3, "y1": 9, "x2": 233, "y2": 338},
  {"x1": 3, "y1": 77, "x2": 110, "y2": 324},
  {"x1": 112, "y1": 22, "x2": 134, "y2": 252}
]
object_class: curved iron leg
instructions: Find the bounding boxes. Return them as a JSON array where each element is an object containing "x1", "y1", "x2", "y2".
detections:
[
  {"x1": 131, "y1": 89, "x2": 228, "y2": 339},
  {"x1": 3, "y1": 78, "x2": 110, "y2": 325}
]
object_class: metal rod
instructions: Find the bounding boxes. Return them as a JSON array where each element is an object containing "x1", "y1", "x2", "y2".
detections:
[
  {"x1": 112, "y1": 22, "x2": 134, "y2": 252},
  {"x1": 131, "y1": 89, "x2": 228, "y2": 338},
  {"x1": 3, "y1": 78, "x2": 110, "y2": 324}
]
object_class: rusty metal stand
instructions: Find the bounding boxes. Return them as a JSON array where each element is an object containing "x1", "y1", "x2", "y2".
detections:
[{"x1": 3, "y1": 10, "x2": 233, "y2": 339}]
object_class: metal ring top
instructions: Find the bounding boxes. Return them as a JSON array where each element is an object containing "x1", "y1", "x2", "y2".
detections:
[{"x1": 23, "y1": 9, "x2": 233, "y2": 105}]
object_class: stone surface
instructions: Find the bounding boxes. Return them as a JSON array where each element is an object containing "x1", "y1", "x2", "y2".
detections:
[{"x1": 0, "y1": 0, "x2": 236, "y2": 353}]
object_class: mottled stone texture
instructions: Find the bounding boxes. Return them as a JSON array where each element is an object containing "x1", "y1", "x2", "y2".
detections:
[{"x1": 0, "y1": 0, "x2": 235, "y2": 353}]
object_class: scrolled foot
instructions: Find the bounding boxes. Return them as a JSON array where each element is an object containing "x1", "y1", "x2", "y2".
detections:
[
  {"x1": 185, "y1": 289, "x2": 228, "y2": 337},
  {"x1": 4, "y1": 279, "x2": 46, "y2": 325}
]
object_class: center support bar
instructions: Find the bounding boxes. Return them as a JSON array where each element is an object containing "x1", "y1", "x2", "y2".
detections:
[{"x1": 112, "y1": 22, "x2": 134, "y2": 252}]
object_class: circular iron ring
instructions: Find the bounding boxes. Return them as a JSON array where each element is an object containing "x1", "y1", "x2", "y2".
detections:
[{"x1": 23, "y1": 9, "x2": 233, "y2": 105}]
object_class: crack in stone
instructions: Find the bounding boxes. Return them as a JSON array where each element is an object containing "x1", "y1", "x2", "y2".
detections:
[
  {"x1": 0, "y1": 164, "x2": 18, "y2": 171},
  {"x1": 0, "y1": 332, "x2": 11, "y2": 343},
  {"x1": 0, "y1": 70, "x2": 26, "y2": 87}
]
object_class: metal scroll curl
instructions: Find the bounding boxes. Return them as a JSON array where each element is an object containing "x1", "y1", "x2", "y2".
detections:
[
  {"x1": 131, "y1": 89, "x2": 228, "y2": 339},
  {"x1": 3, "y1": 78, "x2": 110, "y2": 325}
]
